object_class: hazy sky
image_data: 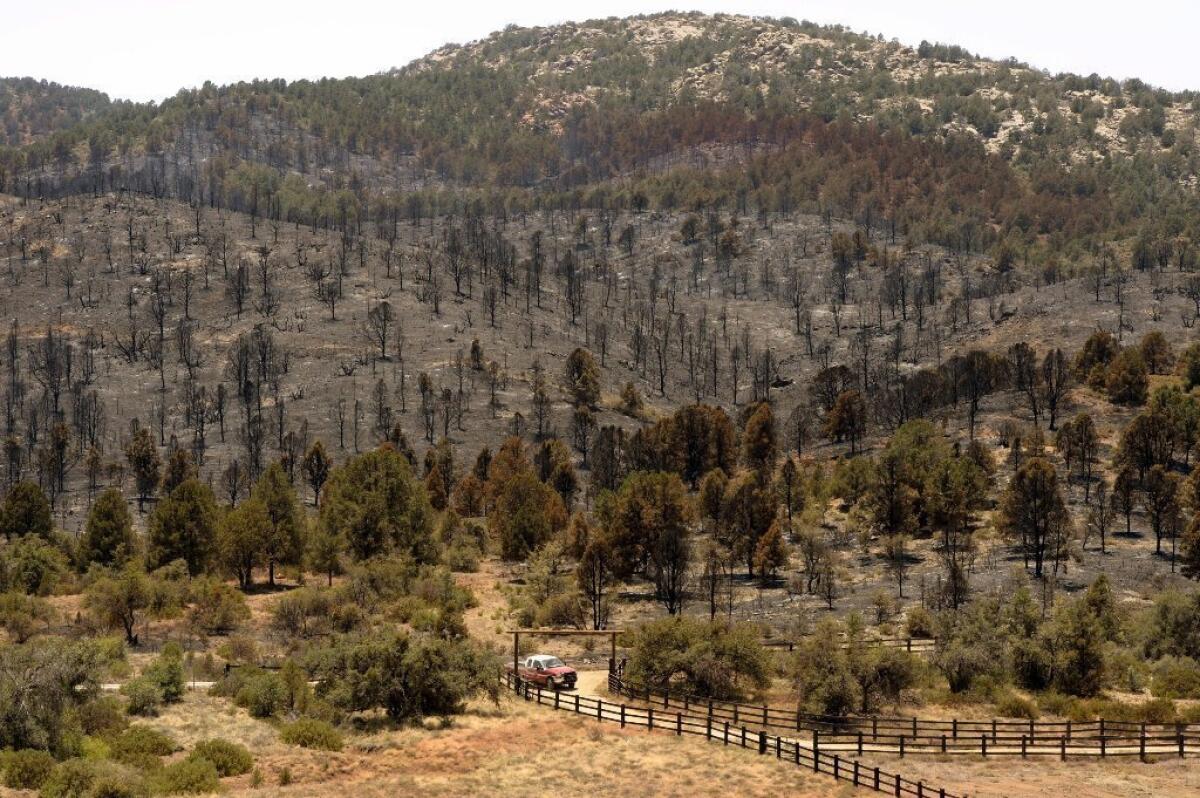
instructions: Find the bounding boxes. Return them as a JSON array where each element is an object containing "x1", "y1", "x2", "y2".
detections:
[{"x1": 4, "y1": 1, "x2": 1196, "y2": 102}]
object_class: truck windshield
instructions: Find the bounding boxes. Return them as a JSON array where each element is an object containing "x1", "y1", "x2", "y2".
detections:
[{"x1": 541, "y1": 657, "x2": 565, "y2": 668}]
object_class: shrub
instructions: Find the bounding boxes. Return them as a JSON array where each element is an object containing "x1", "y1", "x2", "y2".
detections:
[
  {"x1": 38, "y1": 759, "x2": 148, "y2": 798},
  {"x1": 0, "y1": 638, "x2": 104, "y2": 756},
  {"x1": 0, "y1": 535, "x2": 71, "y2": 595},
  {"x1": 77, "y1": 696, "x2": 128, "y2": 737},
  {"x1": 903, "y1": 606, "x2": 935, "y2": 639},
  {"x1": 108, "y1": 725, "x2": 176, "y2": 763},
  {"x1": 141, "y1": 644, "x2": 185, "y2": 704},
  {"x1": 188, "y1": 739, "x2": 253, "y2": 777},
  {"x1": 39, "y1": 758, "x2": 98, "y2": 798},
  {"x1": 0, "y1": 590, "x2": 56, "y2": 642},
  {"x1": 994, "y1": 692, "x2": 1040, "y2": 720},
  {"x1": 186, "y1": 576, "x2": 250, "y2": 634},
  {"x1": 271, "y1": 587, "x2": 334, "y2": 638},
  {"x1": 280, "y1": 719, "x2": 343, "y2": 751},
  {"x1": 121, "y1": 678, "x2": 163, "y2": 717},
  {"x1": 80, "y1": 771, "x2": 149, "y2": 798},
  {"x1": 625, "y1": 617, "x2": 771, "y2": 701},
  {"x1": 3, "y1": 748, "x2": 56, "y2": 789},
  {"x1": 1151, "y1": 656, "x2": 1200, "y2": 699},
  {"x1": 444, "y1": 542, "x2": 481, "y2": 573},
  {"x1": 150, "y1": 758, "x2": 220, "y2": 795},
  {"x1": 215, "y1": 636, "x2": 260, "y2": 666},
  {"x1": 311, "y1": 630, "x2": 498, "y2": 722},
  {"x1": 235, "y1": 672, "x2": 287, "y2": 718}
]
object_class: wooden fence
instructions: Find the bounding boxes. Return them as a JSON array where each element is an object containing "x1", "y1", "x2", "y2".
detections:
[
  {"x1": 763, "y1": 636, "x2": 937, "y2": 654},
  {"x1": 607, "y1": 674, "x2": 1200, "y2": 760},
  {"x1": 504, "y1": 672, "x2": 966, "y2": 798}
]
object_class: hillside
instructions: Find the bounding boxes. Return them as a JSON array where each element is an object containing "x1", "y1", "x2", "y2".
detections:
[
  {"x1": 1, "y1": 13, "x2": 1198, "y2": 274},
  {"x1": 0, "y1": 77, "x2": 111, "y2": 147},
  {"x1": 5, "y1": 13, "x2": 1200, "y2": 798}
]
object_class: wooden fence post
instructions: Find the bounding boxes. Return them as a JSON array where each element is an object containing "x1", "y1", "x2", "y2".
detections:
[
  {"x1": 899, "y1": 735, "x2": 905, "y2": 758},
  {"x1": 894, "y1": 774, "x2": 901, "y2": 798},
  {"x1": 981, "y1": 734, "x2": 987, "y2": 758},
  {"x1": 677, "y1": 713, "x2": 682, "y2": 736},
  {"x1": 832, "y1": 755, "x2": 839, "y2": 781},
  {"x1": 1139, "y1": 725, "x2": 1146, "y2": 763},
  {"x1": 648, "y1": 707, "x2": 653, "y2": 731},
  {"x1": 620, "y1": 704, "x2": 626, "y2": 728},
  {"x1": 873, "y1": 766, "x2": 880, "y2": 789},
  {"x1": 1021, "y1": 735, "x2": 1027, "y2": 759},
  {"x1": 858, "y1": 732, "x2": 863, "y2": 756},
  {"x1": 853, "y1": 761, "x2": 859, "y2": 786},
  {"x1": 813, "y1": 730, "x2": 819, "y2": 763},
  {"x1": 1177, "y1": 723, "x2": 1185, "y2": 758},
  {"x1": 1060, "y1": 736, "x2": 1066, "y2": 762},
  {"x1": 723, "y1": 721, "x2": 729, "y2": 745},
  {"x1": 758, "y1": 731, "x2": 766, "y2": 755},
  {"x1": 762, "y1": 705, "x2": 768, "y2": 726}
]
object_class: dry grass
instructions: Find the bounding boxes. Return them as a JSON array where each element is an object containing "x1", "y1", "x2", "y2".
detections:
[
  {"x1": 203, "y1": 696, "x2": 847, "y2": 798},
  {"x1": 866, "y1": 752, "x2": 1200, "y2": 798}
]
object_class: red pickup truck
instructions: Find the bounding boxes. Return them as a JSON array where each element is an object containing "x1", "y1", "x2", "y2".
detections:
[{"x1": 511, "y1": 654, "x2": 577, "y2": 690}]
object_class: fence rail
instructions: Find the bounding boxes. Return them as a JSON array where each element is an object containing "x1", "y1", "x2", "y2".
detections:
[
  {"x1": 503, "y1": 672, "x2": 966, "y2": 798},
  {"x1": 763, "y1": 636, "x2": 937, "y2": 654},
  {"x1": 606, "y1": 674, "x2": 1200, "y2": 760}
]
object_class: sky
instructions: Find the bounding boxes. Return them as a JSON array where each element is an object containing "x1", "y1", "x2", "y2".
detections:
[{"x1": 3, "y1": 0, "x2": 1197, "y2": 102}]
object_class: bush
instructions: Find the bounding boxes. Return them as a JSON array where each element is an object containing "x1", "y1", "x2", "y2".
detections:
[
  {"x1": 4, "y1": 748, "x2": 56, "y2": 789},
  {"x1": 234, "y1": 672, "x2": 287, "y2": 718},
  {"x1": 0, "y1": 535, "x2": 71, "y2": 596},
  {"x1": 78, "y1": 696, "x2": 128, "y2": 737},
  {"x1": 80, "y1": 771, "x2": 149, "y2": 798},
  {"x1": 279, "y1": 718, "x2": 343, "y2": 751},
  {"x1": 186, "y1": 577, "x2": 249, "y2": 634},
  {"x1": 39, "y1": 758, "x2": 99, "y2": 798},
  {"x1": 215, "y1": 636, "x2": 260, "y2": 665},
  {"x1": 150, "y1": 758, "x2": 220, "y2": 795},
  {"x1": 141, "y1": 644, "x2": 185, "y2": 704},
  {"x1": 271, "y1": 587, "x2": 334, "y2": 638},
  {"x1": 1151, "y1": 656, "x2": 1200, "y2": 699},
  {"x1": 121, "y1": 678, "x2": 163, "y2": 717},
  {"x1": 994, "y1": 692, "x2": 1040, "y2": 720},
  {"x1": 188, "y1": 739, "x2": 253, "y2": 777},
  {"x1": 903, "y1": 606, "x2": 935, "y2": 639},
  {"x1": 444, "y1": 542, "x2": 481, "y2": 573},
  {"x1": 0, "y1": 639, "x2": 104, "y2": 756},
  {"x1": 625, "y1": 617, "x2": 771, "y2": 701},
  {"x1": 108, "y1": 725, "x2": 176, "y2": 763}
]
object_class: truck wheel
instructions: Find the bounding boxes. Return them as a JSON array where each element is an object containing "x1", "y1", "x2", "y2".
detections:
[{"x1": 546, "y1": 676, "x2": 558, "y2": 690}]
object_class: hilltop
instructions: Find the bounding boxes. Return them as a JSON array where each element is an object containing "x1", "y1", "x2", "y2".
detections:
[{"x1": 0, "y1": 13, "x2": 1196, "y2": 276}]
